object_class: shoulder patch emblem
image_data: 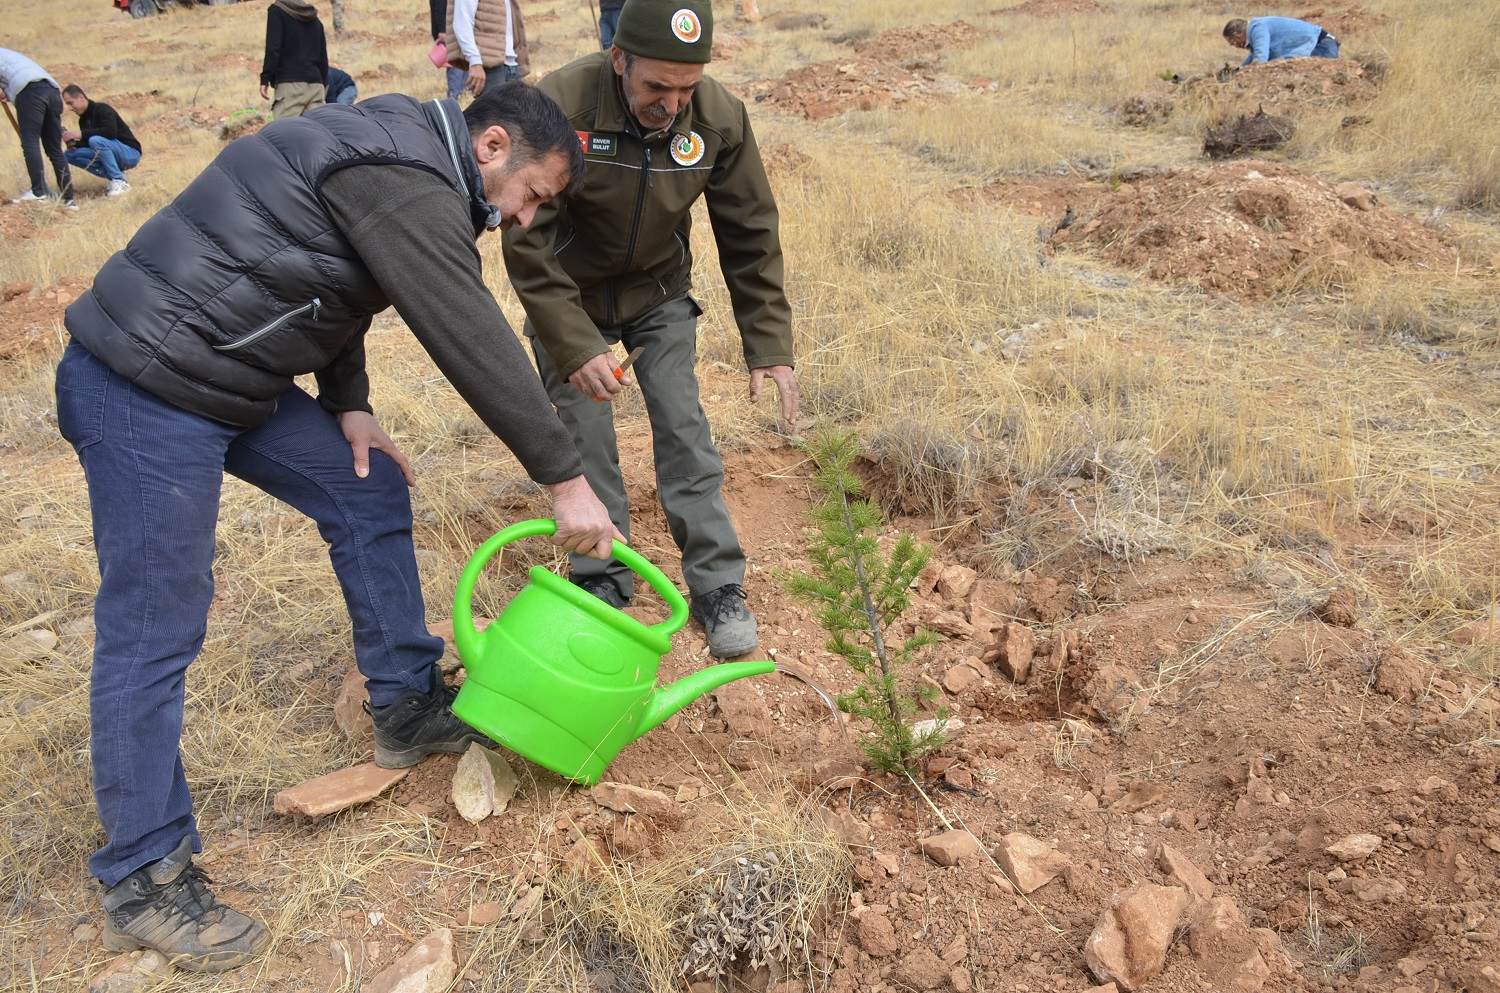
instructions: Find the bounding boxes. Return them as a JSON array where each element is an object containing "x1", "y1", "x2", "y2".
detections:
[
  {"x1": 670, "y1": 9, "x2": 703, "y2": 44},
  {"x1": 576, "y1": 131, "x2": 618, "y2": 156},
  {"x1": 670, "y1": 131, "x2": 705, "y2": 166}
]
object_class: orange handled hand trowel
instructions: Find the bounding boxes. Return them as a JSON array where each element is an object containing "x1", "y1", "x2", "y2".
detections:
[{"x1": 594, "y1": 346, "x2": 644, "y2": 401}]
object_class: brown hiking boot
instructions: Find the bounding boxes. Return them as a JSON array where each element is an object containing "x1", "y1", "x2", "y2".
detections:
[{"x1": 101, "y1": 837, "x2": 269, "y2": 972}]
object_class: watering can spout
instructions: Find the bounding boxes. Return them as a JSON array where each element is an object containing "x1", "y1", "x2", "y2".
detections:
[{"x1": 641, "y1": 659, "x2": 777, "y2": 736}]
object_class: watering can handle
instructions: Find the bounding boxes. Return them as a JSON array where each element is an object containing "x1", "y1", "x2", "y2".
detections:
[{"x1": 453, "y1": 519, "x2": 690, "y2": 652}]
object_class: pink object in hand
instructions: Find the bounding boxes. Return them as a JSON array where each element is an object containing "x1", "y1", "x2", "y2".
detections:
[{"x1": 428, "y1": 40, "x2": 448, "y2": 69}]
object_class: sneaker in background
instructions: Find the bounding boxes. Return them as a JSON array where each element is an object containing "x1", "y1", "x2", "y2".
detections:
[
  {"x1": 106, "y1": 179, "x2": 131, "y2": 196},
  {"x1": 61, "y1": 200, "x2": 79, "y2": 211},
  {"x1": 11, "y1": 190, "x2": 46, "y2": 203},
  {"x1": 690, "y1": 583, "x2": 759, "y2": 658},
  {"x1": 368, "y1": 664, "x2": 493, "y2": 768},
  {"x1": 101, "y1": 837, "x2": 269, "y2": 972}
]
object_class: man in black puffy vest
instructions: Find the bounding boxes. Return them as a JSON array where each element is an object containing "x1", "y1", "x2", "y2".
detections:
[{"x1": 57, "y1": 83, "x2": 620, "y2": 972}]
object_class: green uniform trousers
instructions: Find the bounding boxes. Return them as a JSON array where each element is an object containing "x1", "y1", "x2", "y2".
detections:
[{"x1": 526, "y1": 294, "x2": 745, "y2": 599}]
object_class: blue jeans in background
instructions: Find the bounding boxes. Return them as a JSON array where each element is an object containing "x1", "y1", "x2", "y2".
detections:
[
  {"x1": 56, "y1": 341, "x2": 444, "y2": 887},
  {"x1": 65, "y1": 136, "x2": 141, "y2": 182},
  {"x1": 598, "y1": 8, "x2": 621, "y2": 48},
  {"x1": 1312, "y1": 33, "x2": 1339, "y2": 58},
  {"x1": 446, "y1": 62, "x2": 522, "y2": 99}
]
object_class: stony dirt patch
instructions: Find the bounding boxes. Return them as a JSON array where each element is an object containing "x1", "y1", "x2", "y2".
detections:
[
  {"x1": 1118, "y1": 56, "x2": 1382, "y2": 129},
  {"x1": 744, "y1": 21, "x2": 990, "y2": 120},
  {"x1": 972, "y1": 160, "x2": 1458, "y2": 298}
]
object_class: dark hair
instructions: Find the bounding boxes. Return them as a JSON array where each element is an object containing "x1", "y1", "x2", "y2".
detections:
[
  {"x1": 462, "y1": 81, "x2": 585, "y2": 196},
  {"x1": 1223, "y1": 18, "x2": 1247, "y2": 39},
  {"x1": 62, "y1": 84, "x2": 87, "y2": 99}
]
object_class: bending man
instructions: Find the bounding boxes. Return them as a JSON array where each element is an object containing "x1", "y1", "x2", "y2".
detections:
[{"x1": 59, "y1": 84, "x2": 617, "y2": 972}]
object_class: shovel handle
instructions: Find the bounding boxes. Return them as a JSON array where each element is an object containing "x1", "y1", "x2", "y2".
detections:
[{"x1": 454, "y1": 519, "x2": 690, "y2": 650}]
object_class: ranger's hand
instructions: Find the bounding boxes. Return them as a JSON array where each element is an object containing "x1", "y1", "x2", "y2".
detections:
[
  {"x1": 749, "y1": 365, "x2": 800, "y2": 427},
  {"x1": 337, "y1": 410, "x2": 415, "y2": 485},
  {"x1": 259, "y1": 83, "x2": 271, "y2": 102},
  {"x1": 566, "y1": 352, "x2": 629, "y2": 402},
  {"x1": 546, "y1": 475, "x2": 623, "y2": 559}
]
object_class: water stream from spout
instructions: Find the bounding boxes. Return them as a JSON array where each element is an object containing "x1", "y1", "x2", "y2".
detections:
[{"x1": 769, "y1": 660, "x2": 850, "y2": 750}]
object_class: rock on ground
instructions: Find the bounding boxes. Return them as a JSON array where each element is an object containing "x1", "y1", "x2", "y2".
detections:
[
  {"x1": 362, "y1": 928, "x2": 455, "y2": 993},
  {"x1": 1084, "y1": 883, "x2": 1191, "y2": 991}
]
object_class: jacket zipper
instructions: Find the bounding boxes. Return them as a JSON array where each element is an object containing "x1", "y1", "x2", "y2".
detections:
[
  {"x1": 623, "y1": 146, "x2": 652, "y2": 275},
  {"x1": 214, "y1": 298, "x2": 321, "y2": 352}
]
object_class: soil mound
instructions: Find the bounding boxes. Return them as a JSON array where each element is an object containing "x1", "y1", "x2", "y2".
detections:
[
  {"x1": 995, "y1": 0, "x2": 1114, "y2": 17},
  {"x1": 1118, "y1": 56, "x2": 1380, "y2": 127},
  {"x1": 975, "y1": 161, "x2": 1457, "y2": 298},
  {"x1": 748, "y1": 21, "x2": 988, "y2": 119}
]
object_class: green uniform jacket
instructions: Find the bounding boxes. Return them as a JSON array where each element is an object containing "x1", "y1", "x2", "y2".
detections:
[{"x1": 502, "y1": 52, "x2": 794, "y2": 381}]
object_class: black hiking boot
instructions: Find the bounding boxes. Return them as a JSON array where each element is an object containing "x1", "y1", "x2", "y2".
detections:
[
  {"x1": 571, "y1": 574, "x2": 631, "y2": 609},
  {"x1": 101, "y1": 837, "x2": 269, "y2": 973},
  {"x1": 368, "y1": 665, "x2": 493, "y2": 769},
  {"x1": 690, "y1": 583, "x2": 759, "y2": 658}
]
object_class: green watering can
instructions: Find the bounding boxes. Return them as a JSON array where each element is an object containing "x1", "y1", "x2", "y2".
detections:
[{"x1": 450, "y1": 519, "x2": 775, "y2": 786}]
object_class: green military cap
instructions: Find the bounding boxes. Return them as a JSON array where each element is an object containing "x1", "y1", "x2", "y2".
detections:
[{"x1": 612, "y1": 0, "x2": 713, "y2": 63}]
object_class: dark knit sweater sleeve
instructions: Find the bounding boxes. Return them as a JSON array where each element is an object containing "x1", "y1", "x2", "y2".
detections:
[
  {"x1": 261, "y1": 7, "x2": 285, "y2": 86},
  {"x1": 79, "y1": 103, "x2": 141, "y2": 153},
  {"x1": 320, "y1": 163, "x2": 584, "y2": 485}
]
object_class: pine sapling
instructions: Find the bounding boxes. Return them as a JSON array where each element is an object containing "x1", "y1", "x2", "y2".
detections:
[{"x1": 782, "y1": 432, "x2": 945, "y2": 774}]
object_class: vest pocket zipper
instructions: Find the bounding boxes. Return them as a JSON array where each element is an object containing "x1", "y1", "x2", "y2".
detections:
[{"x1": 214, "y1": 298, "x2": 322, "y2": 352}]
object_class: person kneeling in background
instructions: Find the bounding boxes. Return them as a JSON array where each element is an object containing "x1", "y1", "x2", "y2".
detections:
[
  {"x1": 62, "y1": 85, "x2": 141, "y2": 197},
  {"x1": 325, "y1": 65, "x2": 358, "y2": 105}
]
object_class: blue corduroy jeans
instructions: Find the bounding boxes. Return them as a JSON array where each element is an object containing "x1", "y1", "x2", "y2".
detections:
[{"x1": 56, "y1": 341, "x2": 444, "y2": 886}]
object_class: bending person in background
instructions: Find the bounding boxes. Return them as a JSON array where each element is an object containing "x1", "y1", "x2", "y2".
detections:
[
  {"x1": 503, "y1": 0, "x2": 798, "y2": 660},
  {"x1": 61, "y1": 84, "x2": 141, "y2": 197},
  {"x1": 1223, "y1": 16, "x2": 1338, "y2": 65},
  {"x1": 58, "y1": 83, "x2": 618, "y2": 974},
  {"x1": 326, "y1": 64, "x2": 358, "y2": 104},
  {"x1": 260, "y1": 0, "x2": 329, "y2": 118},
  {"x1": 0, "y1": 48, "x2": 75, "y2": 208}
]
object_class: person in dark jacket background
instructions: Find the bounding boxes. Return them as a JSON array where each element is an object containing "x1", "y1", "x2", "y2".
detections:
[
  {"x1": 260, "y1": 0, "x2": 328, "y2": 118},
  {"x1": 57, "y1": 83, "x2": 619, "y2": 973},
  {"x1": 325, "y1": 64, "x2": 357, "y2": 104},
  {"x1": 61, "y1": 85, "x2": 141, "y2": 196}
]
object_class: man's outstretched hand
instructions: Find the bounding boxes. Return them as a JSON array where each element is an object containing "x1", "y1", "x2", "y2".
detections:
[
  {"x1": 547, "y1": 475, "x2": 623, "y2": 559},
  {"x1": 749, "y1": 365, "x2": 800, "y2": 427}
]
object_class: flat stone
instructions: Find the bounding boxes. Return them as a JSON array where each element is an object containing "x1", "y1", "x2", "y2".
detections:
[
  {"x1": 466, "y1": 901, "x2": 503, "y2": 926},
  {"x1": 1186, "y1": 897, "x2": 1271, "y2": 992},
  {"x1": 591, "y1": 782, "x2": 677, "y2": 820},
  {"x1": 713, "y1": 679, "x2": 775, "y2": 739},
  {"x1": 1158, "y1": 844, "x2": 1214, "y2": 901},
  {"x1": 1084, "y1": 883, "x2": 1191, "y2": 991},
  {"x1": 1325, "y1": 833, "x2": 1381, "y2": 861},
  {"x1": 1345, "y1": 877, "x2": 1406, "y2": 903},
  {"x1": 940, "y1": 932, "x2": 968, "y2": 964},
  {"x1": 919, "y1": 829, "x2": 981, "y2": 867},
  {"x1": 925, "y1": 608, "x2": 974, "y2": 639},
  {"x1": 942, "y1": 663, "x2": 980, "y2": 694},
  {"x1": 937, "y1": 564, "x2": 977, "y2": 600},
  {"x1": 333, "y1": 666, "x2": 369, "y2": 738},
  {"x1": 1451, "y1": 608, "x2": 1500, "y2": 645},
  {"x1": 364, "y1": 928, "x2": 456, "y2": 993},
  {"x1": 88, "y1": 950, "x2": 172, "y2": 993},
  {"x1": 856, "y1": 911, "x2": 898, "y2": 956},
  {"x1": 273, "y1": 763, "x2": 407, "y2": 818},
  {"x1": 994, "y1": 833, "x2": 1070, "y2": 894},
  {"x1": 451, "y1": 744, "x2": 519, "y2": 824},
  {"x1": 893, "y1": 947, "x2": 948, "y2": 991}
]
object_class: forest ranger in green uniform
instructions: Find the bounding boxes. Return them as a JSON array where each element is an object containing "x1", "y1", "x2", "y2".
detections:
[{"x1": 503, "y1": 0, "x2": 798, "y2": 658}]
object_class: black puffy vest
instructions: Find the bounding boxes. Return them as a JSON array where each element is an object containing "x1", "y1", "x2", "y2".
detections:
[{"x1": 65, "y1": 95, "x2": 469, "y2": 427}]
